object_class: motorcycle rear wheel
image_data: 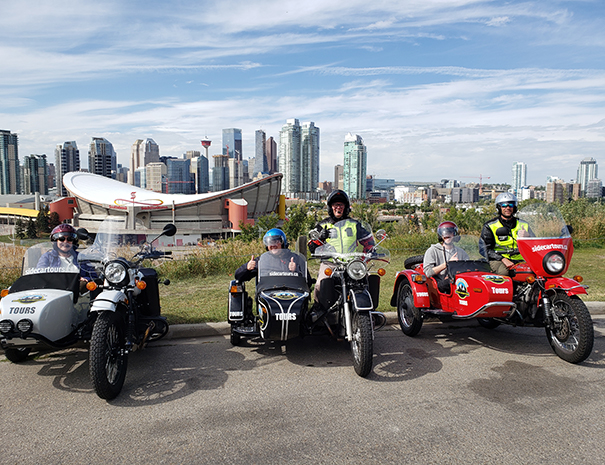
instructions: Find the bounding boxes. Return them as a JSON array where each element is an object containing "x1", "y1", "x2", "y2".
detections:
[
  {"x1": 4, "y1": 347, "x2": 31, "y2": 363},
  {"x1": 90, "y1": 311, "x2": 128, "y2": 400},
  {"x1": 545, "y1": 292, "x2": 594, "y2": 364},
  {"x1": 397, "y1": 282, "x2": 423, "y2": 336},
  {"x1": 351, "y1": 312, "x2": 373, "y2": 378}
]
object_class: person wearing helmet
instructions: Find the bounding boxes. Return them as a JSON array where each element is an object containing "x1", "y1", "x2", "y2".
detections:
[
  {"x1": 480, "y1": 192, "x2": 530, "y2": 276},
  {"x1": 423, "y1": 221, "x2": 469, "y2": 293},
  {"x1": 307, "y1": 190, "x2": 375, "y2": 318},
  {"x1": 234, "y1": 228, "x2": 311, "y2": 284},
  {"x1": 37, "y1": 223, "x2": 94, "y2": 281}
]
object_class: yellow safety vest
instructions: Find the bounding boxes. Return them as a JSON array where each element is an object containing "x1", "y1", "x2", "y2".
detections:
[
  {"x1": 488, "y1": 219, "x2": 529, "y2": 261},
  {"x1": 324, "y1": 219, "x2": 365, "y2": 254}
]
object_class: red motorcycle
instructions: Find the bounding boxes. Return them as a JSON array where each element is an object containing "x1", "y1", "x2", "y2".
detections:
[{"x1": 391, "y1": 202, "x2": 594, "y2": 364}]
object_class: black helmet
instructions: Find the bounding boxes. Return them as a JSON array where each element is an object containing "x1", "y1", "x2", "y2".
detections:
[{"x1": 327, "y1": 189, "x2": 351, "y2": 220}]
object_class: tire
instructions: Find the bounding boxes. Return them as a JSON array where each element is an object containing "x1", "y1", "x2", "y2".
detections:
[
  {"x1": 89, "y1": 311, "x2": 128, "y2": 400},
  {"x1": 4, "y1": 347, "x2": 31, "y2": 363},
  {"x1": 404, "y1": 255, "x2": 424, "y2": 270},
  {"x1": 147, "y1": 319, "x2": 169, "y2": 342},
  {"x1": 230, "y1": 328, "x2": 241, "y2": 346},
  {"x1": 477, "y1": 318, "x2": 501, "y2": 329},
  {"x1": 545, "y1": 292, "x2": 594, "y2": 364},
  {"x1": 397, "y1": 282, "x2": 423, "y2": 336},
  {"x1": 351, "y1": 312, "x2": 373, "y2": 377},
  {"x1": 296, "y1": 235, "x2": 308, "y2": 257}
]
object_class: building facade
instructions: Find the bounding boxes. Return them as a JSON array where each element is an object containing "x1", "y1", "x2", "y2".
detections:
[
  {"x1": 334, "y1": 164, "x2": 344, "y2": 190},
  {"x1": 343, "y1": 133, "x2": 367, "y2": 200},
  {"x1": 146, "y1": 162, "x2": 167, "y2": 193},
  {"x1": 165, "y1": 158, "x2": 194, "y2": 194},
  {"x1": 212, "y1": 154, "x2": 229, "y2": 192},
  {"x1": 129, "y1": 138, "x2": 159, "y2": 185},
  {"x1": 88, "y1": 137, "x2": 116, "y2": 178},
  {"x1": 266, "y1": 136, "x2": 277, "y2": 174},
  {"x1": 577, "y1": 157, "x2": 598, "y2": 195},
  {"x1": 254, "y1": 129, "x2": 268, "y2": 177},
  {"x1": 223, "y1": 128, "x2": 242, "y2": 160},
  {"x1": 23, "y1": 154, "x2": 49, "y2": 195},
  {"x1": 512, "y1": 161, "x2": 527, "y2": 196},
  {"x1": 55, "y1": 141, "x2": 80, "y2": 197},
  {"x1": 278, "y1": 119, "x2": 320, "y2": 199},
  {"x1": 0, "y1": 129, "x2": 20, "y2": 195}
]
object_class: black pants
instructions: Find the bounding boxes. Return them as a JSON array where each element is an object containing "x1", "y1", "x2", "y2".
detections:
[{"x1": 434, "y1": 275, "x2": 453, "y2": 293}]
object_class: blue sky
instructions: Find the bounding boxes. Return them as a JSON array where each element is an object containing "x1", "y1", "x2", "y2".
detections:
[{"x1": 1, "y1": 0, "x2": 604, "y2": 186}]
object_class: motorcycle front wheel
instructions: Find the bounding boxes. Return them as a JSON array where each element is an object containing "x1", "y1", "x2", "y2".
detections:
[
  {"x1": 351, "y1": 311, "x2": 373, "y2": 377},
  {"x1": 90, "y1": 311, "x2": 128, "y2": 400},
  {"x1": 545, "y1": 292, "x2": 594, "y2": 364}
]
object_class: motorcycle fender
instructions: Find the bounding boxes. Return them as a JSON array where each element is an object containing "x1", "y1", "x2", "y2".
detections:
[
  {"x1": 391, "y1": 271, "x2": 431, "y2": 308},
  {"x1": 349, "y1": 289, "x2": 373, "y2": 312},
  {"x1": 90, "y1": 290, "x2": 127, "y2": 312},
  {"x1": 545, "y1": 277, "x2": 588, "y2": 296}
]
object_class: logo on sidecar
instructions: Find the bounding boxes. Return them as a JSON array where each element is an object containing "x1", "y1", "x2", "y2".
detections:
[
  {"x1": 483, "y1": 275, "x2": 506, "y2": 285},
  {"x1": 12, "y1": 295, "x2": 45, "y2": 304},
  {"x1": 276, "y1": 313, "x2": 296, "y2": 321},
  {"x1": 455, "y1": 278, "x2": 470, "y2": 299},
  {"x1": 273, "y1": 292, "x2": 297, "y2": 300}
]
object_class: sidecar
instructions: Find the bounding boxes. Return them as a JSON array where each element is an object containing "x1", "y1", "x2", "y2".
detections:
[
  {"x1": 228, "y1": 250, "x2": 310, "y2": 345},
  {"x1": 0, "y1": 243, "x2": 94, "y2": 360}
]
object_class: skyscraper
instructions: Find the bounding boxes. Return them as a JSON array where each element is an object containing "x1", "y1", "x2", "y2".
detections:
[
  {"x1": 577, "y1": 157, "x2": 598, "y2": 195},
  {"x1": 279, "y1": 119, "x2": 301, "y2": 196},
  {"x1": 0, "y1": 129, "x2": 20, "y2": 195},
  {"x1": 129, "y1": 138, "x2": 159, "y2": 184},
  {"x1": 23, "y1": 154, "x2": 49, "y2": 195},
  {"x1": 212, "y1": 154, "x2": 229, "y2": 192},
  {"x1": 266, "y1": 136, "x2": 277, "y2": 174},
  {"x1": 165, "y1": 158, "x2": 194, "y2": 194},
  {"x1": 253, "y1": 129, "x2": 268, "y2": 177},
  {"x1": 223, "y1": 128, "x2": 242, "y2": 160},
  {"x1": 512, "y1": 161, "x2": 527, "y2": 196},
  {"x1": 343, "y1": 133, "x2": 367, "y2": 201},
  {"x1": 301, "y1": 122, "x2": 320, "y2": 193},
  {"x1": 146, "y1": 162, "x2": 166, "y2": 193},
  {"x1": 88, "y1": 137, "x2": 116, "y2": 178},
  {"x1": 55, "y1": 141, "x2": 80, "y2": 197},
  {"x1": 191, "y1": 155, "x2": 209, "y2": 193},
  {"x1": 334, "y1": 164, "x2": 344, "y2": 190}
]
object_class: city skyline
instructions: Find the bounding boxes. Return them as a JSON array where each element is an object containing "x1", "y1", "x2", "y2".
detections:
[{"x1": 1, "y1": 1, "x2": 605, "y2": 186}]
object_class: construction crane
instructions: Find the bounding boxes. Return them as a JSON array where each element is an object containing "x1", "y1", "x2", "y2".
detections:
[{"x1": 461, "y1": 175, "x2": 491, "y2": 193}]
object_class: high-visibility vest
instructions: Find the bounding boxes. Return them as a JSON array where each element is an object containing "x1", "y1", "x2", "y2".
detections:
[
  {"x1": 324, "y1": 219, "x2": 367, "y2": 254},
  {"x1": 488, "y1": 219, "x2": 529, "y2": 261}
]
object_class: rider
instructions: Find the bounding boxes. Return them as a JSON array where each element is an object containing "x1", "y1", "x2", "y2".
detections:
[
  {"x1": 307, "y1": 190, "x2": 375, "y2": 314},
  {"x1": 37, "y1": 223, "x2": 94, "y2": 282},
  {"x1": 235, "y1": 228, "x2": 311, "y2": 285},
  {"x1": 480, "y1": 193, "x2": 530, "y2": 276},
  {"x1": 423, "y1": 221, "x2": 469, "y2": 293}
]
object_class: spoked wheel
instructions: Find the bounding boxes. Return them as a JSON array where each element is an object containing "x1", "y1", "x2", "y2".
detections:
[
  {"x1": 397, "y1": 282, "x2": 423, "y2": 336},
  {"x1": 4, "y1": 347, "x2": 32, "y2": 363},
  {"x1": 477, "y1": 318, "x2": 501, "y2": 329},
  {"x1": 545, "y1": 292, "x2": 594, "y2": 364},
  {"x1": 90, "y1": 311, "x2": 128, "y2": 400},
  {"x1": 351, "y1": 312, "x2": 373, "y2": 378}
]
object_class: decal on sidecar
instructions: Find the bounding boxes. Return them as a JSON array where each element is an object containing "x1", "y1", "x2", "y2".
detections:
[
  {"x1": 273, "y1": 292, "x2": 297, "y2": 300},
  {"x1": 454, "y1": 278, "x2": 470, "y2": 299},
  {"x1": 12, "y1": 295, "x2": 45, "y2": 304},
  {"x1": 483, "y1": 275, "x2": 506, "y2": 285}
]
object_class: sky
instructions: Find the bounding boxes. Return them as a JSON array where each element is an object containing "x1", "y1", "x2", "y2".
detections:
[{"x1": 1, "y1": 0, "x2": 605, "y2": 187}]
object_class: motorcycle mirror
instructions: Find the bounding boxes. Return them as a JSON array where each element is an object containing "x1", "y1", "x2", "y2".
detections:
[
  {"x1": 309, "y1": 229, "x2": 320, "y2": 241},
  {"x1": 565, "y1": 224, "x2": 573, "y2": 235},
  {"x1": 375, "y1": 229, "x2": 387, "y2": 241},
  {"x1": 76, "y1": 228, "x2": 90, "y2": 241},
  {"x1": 495, "y1": 227, "x2": 511, "y2": 237},
  {"x1": 162, "y1": 223, "x2": 177, "y2": 237}
]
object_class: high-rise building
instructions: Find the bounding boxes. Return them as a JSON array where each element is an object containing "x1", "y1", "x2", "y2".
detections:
[
  {"x1": 301, "y1": 122, "x2": 320, "y2": 193},
  {"x1": 512, "y1": 161, "x2": 527, "y2": 196},
  {"x1": 55, "y1": 141, "x2": 80, "y2": 197},
  {"x1": 88, "y1": 137, "x2": 116, "y2": 178},
  {"x1": 334, "y1": 165, "x2": 344, "y2": 190},
  {"x1": 23, "y1": 154, "x2": 49, "y2": 195},
  {"x1": 0, "y1": 129, "x2": 20, "y2": 195},
  {"x1": 577, "y1": 157, "x2": 598, "y2": 195},
  {"x1": 586, "y1": 178, "x2": 603, "y2": 198},
  {"x1": 228, "y1": 158, "x2": 243, "y2": 188},
  {"x1": 48, "y1": 163, "x2": 56, "y2": 190},
  {"x1": 212, "y1": 154, "x2": 229, "y2": 191},
  {"x1": 165, "y1": 158, "x2": 194, "y2": 194},
  {"x1": 279, "y1": 119, "x2": 301, "y2": 196},
  {"x1": 266, "y1": 136, "x2": 277, "y2": 174},
  {"x1": 254, "y1": 130, "x2": 268, "y2": 176},
  {"x1": 134, "y1": 166, "x2": 146, "y2": 188},
  {"x1": 223, "y1": 128, "x2": 242, "y2": 160},
  {"x1": 191, "y1": 155, "x2": 209, "y2": 193},
  {"x1": 129, "y1": 138, "x2": 159, "y2": 184},
  {"x1": 343, "y1": 133, "x2": 367, "y2": 200},
  {"x1": 146, "y1": 162, "x2": 166, "y2": 193}
]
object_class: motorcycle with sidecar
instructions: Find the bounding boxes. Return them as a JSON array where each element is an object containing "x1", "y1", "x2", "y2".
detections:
[
  {"x1": 228, "y1": 222, "x2": 390, "y2": 377},
  {"x1": 392, "y1": 202, "x2": 593, "y2": 364},
  {"x1": 1, "y1": 220, "x2": 176, "y2": 399}
]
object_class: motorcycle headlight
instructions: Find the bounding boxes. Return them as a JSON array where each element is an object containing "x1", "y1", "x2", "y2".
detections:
[
  {"x1": 543, "y1": 251, "x2": 565, "y2": 275},
  {"x1": 347, "y1": 260, "x2": 367, "y2": 280},
  {"x1": 105, "y1": 261, "x2": 128, "y2": 285},
  {"x1": 0, "y1": 319, "x2": 14, "y2": 334}
]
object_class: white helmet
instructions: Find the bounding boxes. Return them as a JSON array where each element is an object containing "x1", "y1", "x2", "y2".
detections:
[{"x1": 495, "y1": 192, "x2": 518, "y2": 214}]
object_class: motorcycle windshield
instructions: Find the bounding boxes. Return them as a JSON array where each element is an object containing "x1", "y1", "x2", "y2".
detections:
[
  {"x1": 257, "y1": 249, "x2": 308, "y2": 292},
  {"x1": 313, "y1": 220, "x2": 391, "y2": 264},
  {"x1": 516, "y1": 203, "x2": 570, "y2": 239},
  {"x1": 22, "y1": 242, "x2": 81, "y2": 276},
  {"x1": 77, "y1": 217, "x2": 134, "y2": 266},
  {"x1": 440, "y1": 235, "x2": 491, "y2": 277}
]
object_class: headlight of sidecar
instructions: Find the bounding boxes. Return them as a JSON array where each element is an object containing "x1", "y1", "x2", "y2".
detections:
[
  {"x1": 105, "y1": 261, "x2": 128, "y2": 286},
  {"x1": 543, "y1": 251, "x2": 565, "y2": 275},
  {"x1": 347, "y1": 260, "x2": 367, "y2": 280},
  {"x1": 0, "y1": 320, "x2": 14, "y2": 334}
]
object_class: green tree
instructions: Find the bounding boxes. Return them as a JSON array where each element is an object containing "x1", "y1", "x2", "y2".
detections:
[
  {"x1": 282, "y1": 204, "x2": 312, "y2": 242},
  {"x1": 15, "y1": 218, "x2": 25, "y2": 239},
  {"x1": 36, "y1": 207, "x2": 50, "y2": 235},
  {"x1": 48, "y1": 211, "x2": 61, "y2": 231},
  {"x1": 26, "y1": 218, "x2": 38, "y2": 239}
]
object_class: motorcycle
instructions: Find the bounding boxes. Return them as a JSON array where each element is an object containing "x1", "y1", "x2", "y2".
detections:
[
  {"x1": 228, "y1": 221, "x2": 390, "y2": 377},
  {"x1": 0, "y1": 220, "x2": 176, "y2": 399},
  {"x1": 392, "y1": 202, "x2": 594, "y2": 364}
]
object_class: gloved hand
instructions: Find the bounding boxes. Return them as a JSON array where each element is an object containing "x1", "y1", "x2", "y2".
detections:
[{"x1": 319, "y1": 228, "x2": 329, "y2": 241}]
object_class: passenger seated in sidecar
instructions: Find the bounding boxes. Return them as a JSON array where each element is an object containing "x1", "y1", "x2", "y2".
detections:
[{"x1": 423, "y1": 222, "x2": 470, "y2": 293}]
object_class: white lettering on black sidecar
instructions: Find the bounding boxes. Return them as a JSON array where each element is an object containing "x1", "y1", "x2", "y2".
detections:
[
  {"x1": 275, "y1": 313, "x2": 296, "y2": 321},
  {"x1": 9, "y1": 307, "x2": 36, "y2": 314}
]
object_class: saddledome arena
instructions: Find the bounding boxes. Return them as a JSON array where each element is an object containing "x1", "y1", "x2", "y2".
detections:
[{"x1": 63, "y1": 172, "x2": 283, "y2": 245}]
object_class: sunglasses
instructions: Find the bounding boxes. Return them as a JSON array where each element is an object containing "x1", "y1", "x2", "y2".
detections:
[
  {"x1": 57, "y1": 236, "x2": 75, "y2": 243},
  {"x1": 500, "y1": 203, "x2": 515, "y2": 208}
]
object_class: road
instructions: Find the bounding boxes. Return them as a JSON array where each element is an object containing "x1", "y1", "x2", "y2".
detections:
[{"x1": 1, "y1": 317, "x2": 604, "y2": 464}]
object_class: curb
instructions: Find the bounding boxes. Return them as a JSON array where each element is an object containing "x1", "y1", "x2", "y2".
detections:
[{"x1": 164, "y1": 302, "x2": 605, "y2": 340}]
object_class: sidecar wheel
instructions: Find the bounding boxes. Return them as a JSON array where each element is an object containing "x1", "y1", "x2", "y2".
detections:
[
  {"x1": 230, "y1": 328, "x2": 241, "y2": 346},
  {"x1": 4, "y1": 347, "x2": 31, "y2": 363},
  {"x1": 477, "y1": 318, "x2": 501, "y2": 329},
  {"x1": 90, "y1": 311, "x2": 128, "y2": 400},
  {"x1": 545, "y1": 293, "x2": 594, "y2": 364},
  {"x1": 397, "y1": 283, "x2": 423, "y2": 336},
  {"x1": 351, "y1": 312, "x2": 373, "y2": 377}
]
